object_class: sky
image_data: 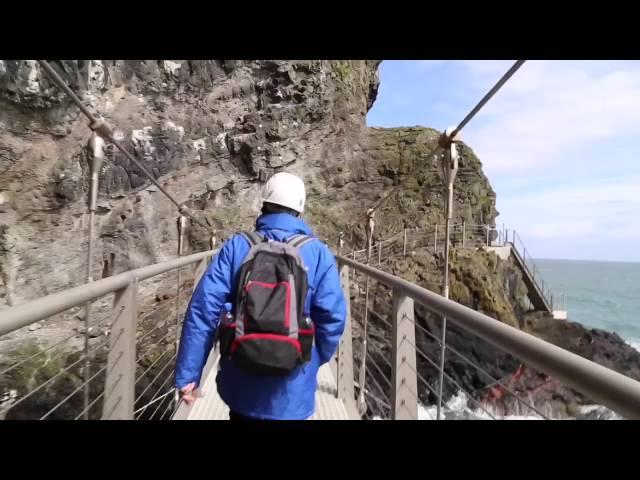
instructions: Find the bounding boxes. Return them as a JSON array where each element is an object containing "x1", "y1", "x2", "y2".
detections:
[{"x1": 367, "y1": 60, "x2": 640, "y2": 263}]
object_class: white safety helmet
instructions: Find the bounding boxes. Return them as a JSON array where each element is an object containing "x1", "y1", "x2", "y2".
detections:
[{"x1": 262, "y1": 172, "x2": 306, "y2": 213}]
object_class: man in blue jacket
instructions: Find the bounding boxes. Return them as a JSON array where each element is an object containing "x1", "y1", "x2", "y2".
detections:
[{"x1": 175, "y1": 172, "x2": 347, "y2": 420}]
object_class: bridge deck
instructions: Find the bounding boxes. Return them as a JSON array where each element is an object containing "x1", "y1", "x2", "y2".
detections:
[{"x1": 172, "y1": 354, "x2": 354, "y2": 420}]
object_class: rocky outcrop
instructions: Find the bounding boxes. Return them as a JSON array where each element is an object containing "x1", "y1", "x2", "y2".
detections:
[{"x1": 309, "y1": 126, "x2": 497, "y2": 251}]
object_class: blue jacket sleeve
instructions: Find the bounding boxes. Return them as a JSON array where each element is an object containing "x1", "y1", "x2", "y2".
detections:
[
  {"x1": 174, "y1": 239, "x2": 235, "y2": 389},
  {"x1": 311, "y1": 245, "x2": 347, "y2": 365}
]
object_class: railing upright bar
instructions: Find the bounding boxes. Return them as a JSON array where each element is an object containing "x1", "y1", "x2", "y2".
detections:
[
  {"x1": 101, "y1": 280, "x2": 138, "y2": 420},
  {"x1": 391, "y1": 291, "x2": 418, "y2": 420},
  {"x1": 337, "y1": 264, "x2": 357, "y2": 417}
]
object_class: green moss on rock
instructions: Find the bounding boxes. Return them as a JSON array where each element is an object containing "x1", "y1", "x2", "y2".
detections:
[{"x1": 449, "y1": 249, "x2": 521, "y2": 327}]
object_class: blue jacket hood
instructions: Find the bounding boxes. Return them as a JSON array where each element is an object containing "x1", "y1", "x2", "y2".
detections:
[{"x1": 255, "y1": 213, "x2": 313, "y2": 237}]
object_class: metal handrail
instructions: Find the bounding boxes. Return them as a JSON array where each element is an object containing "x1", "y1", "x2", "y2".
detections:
[
  {"x1": 347, "y1": 222, "x2": 501, "y2": 258},
  {"x1": 0, "y1": 249, "x2": 217, "y2": 336},
  {"x1": 508, "y1": 233, "x2": 554, "y2": 309},
  {"x1": 337, "y1": 255, "x2": 640, "y2": 419},
  {"x1": 349, "y1": 224, "x2": 557, "y2": 316}
]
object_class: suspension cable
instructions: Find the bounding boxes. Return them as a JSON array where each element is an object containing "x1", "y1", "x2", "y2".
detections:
[
  {"x1": 36, "y1": 60, "x2": 208, "y2": 230},
  {"x1": 369, "y1": 60, "x2": 526, "y2": 215},
  {"x1": 450, "y1": 60, "x2": 526, "y2": 138}
]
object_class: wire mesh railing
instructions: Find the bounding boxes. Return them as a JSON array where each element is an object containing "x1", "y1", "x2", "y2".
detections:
[
  {"x1": 337, "y1": 255, "x2": 640, "y2": 420},
  {"x1": 345, "y1": 223, "x2": 561, "y2": 316},
  {"x1": 508, "y1": 230, "x2": 555, "y2": 310},
  {"x1": 348, "y1": 222, "x2": 501, "y2": 261},
  {"x1": 349, "y1": 267, "x2": 394, "y2": 419},
  {"x1": 131, "y1": 268, "x2": 192, "y2": 421},
  {"x1": 0, "y1": 308, "x2": 117, "y2": 420},
  {"x1": 0, "y1": 249, "x2": 215, "y2": 420},
  {"x1": 348, "y1": 267, "x2": 549, "y2": 420}
]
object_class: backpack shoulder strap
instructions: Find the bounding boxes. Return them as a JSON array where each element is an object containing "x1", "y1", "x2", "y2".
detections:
[
  {"x1": 239, "y1": 231, "x2": 264, "y2": 247},
  {"x1": 287, "y1": 234, "x2": 316, "y2": 249}
]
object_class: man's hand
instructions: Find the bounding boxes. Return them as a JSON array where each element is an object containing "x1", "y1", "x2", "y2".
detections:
[{"x1": 178, "y1": 382, "x2": 199, "y2": 406}]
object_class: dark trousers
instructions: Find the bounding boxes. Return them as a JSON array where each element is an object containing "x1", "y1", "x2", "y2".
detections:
[{"x1": 229, "y1": 410, "x2": 269, "y2": 421}]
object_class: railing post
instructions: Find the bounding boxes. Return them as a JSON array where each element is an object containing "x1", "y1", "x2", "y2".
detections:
[
  {"x1": 337, "y1": 263, "x2": 356, "y2": 416},
  {"x1": 102, "y1": 280, "x2": 138, "y2": 420},
  {"x1": 403, "y1": 228, "x2": 408, "y2": 257},
  {"x1": 486, "y1": 226, "x2": 490, "y2": 247},
  {"x1": 351, "y1": 250, "x2": 356, "y2": 283},
  {"x1": 462, "y1": 221, "x2": 466, "y2": 248},
  {"x1": 175, "y1": 215, "x2": 187, "y2": 354},
  {"x1": 434, "y1": 224, "x2": 438, "y2": 251},
  {"x1": 391, "y1": 290, "x2": 417, "y2": 420},
  {"x1": 378, "y1": 241, "x2": 383, "y2": 265},
  {"x1": 193, "y1": 256, "x2": 210, "y2": 289},
  {"x1": 82, "y1": 132, "x2": 105, "y2": 419}
]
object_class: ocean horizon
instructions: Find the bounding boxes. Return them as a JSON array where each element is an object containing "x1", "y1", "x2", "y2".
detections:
[
  {"x1": 536, "y1": 257, "x2": 640, "y2": 265},
  {"x1": 532, "y1": 257, "x2": 640, "y2": 350}
]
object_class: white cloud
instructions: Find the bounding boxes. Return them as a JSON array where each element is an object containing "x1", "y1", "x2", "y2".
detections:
[
  {"x1": 371, "y1": 60, "x2": 640, "y2": 260},
  {"x1": 501, "y1": 179, "x2": 640, "y2": 242},
  {"x1": 452, "y1": 61, "x2": 640, "y2": 176}
]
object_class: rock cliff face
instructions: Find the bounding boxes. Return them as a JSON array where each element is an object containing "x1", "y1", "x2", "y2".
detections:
[
  {"x1": 0, "y1": 60, "x2": 499, "y2": 307},
  {"x1": 0, "y1": 60, "x2": 380, "y2": 307}
]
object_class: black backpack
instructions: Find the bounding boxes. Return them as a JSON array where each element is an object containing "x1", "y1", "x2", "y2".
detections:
[{"x1": 218, "y1": 231, "x2": 316, "y2": 375}]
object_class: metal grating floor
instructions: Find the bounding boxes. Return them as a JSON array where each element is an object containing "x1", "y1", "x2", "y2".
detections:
[{"x1": 172, "y1": 354, "x2": 355, "y2": 420}]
